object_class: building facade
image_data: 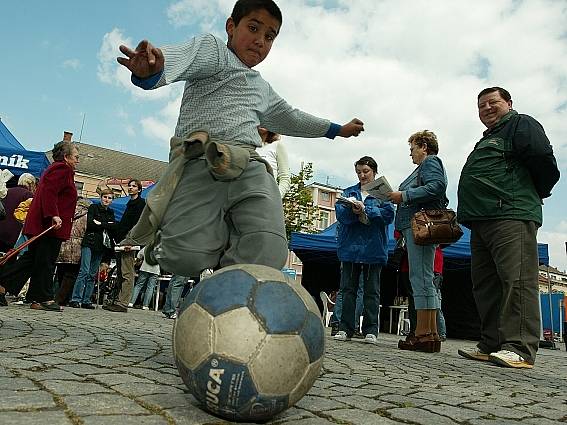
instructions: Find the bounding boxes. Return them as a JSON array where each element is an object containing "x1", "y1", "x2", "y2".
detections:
[{"x1": 284, "y1": 182, "x2": 342, "y2": 284}]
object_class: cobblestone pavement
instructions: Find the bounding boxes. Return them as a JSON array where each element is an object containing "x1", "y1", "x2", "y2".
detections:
[{"x1": 1, "y1": 305, "x2": 565, "y2": 425}]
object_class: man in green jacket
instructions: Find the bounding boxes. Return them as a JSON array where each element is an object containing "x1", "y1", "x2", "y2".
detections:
[{"x1": 457, "y1": 87, "x2": 559, "y2": 369}]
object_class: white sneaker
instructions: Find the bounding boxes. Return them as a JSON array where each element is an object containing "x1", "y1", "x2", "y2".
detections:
[
  {"x1": 364, "y1": 334, "x2": 378, "y2": 345},
  {"x1": 142, "y1": 306, "x2": 149, "y2": 310},
  {"x1": 127, "y1": 303, "x2": 133, "y2": 308},
  {"x1": 457, "y1": 347, "x2": 491, "y2": 362},
  {"x1": 333, "y1": 331, "x2": 350, "y2": 341},
  {"x1": 489, "y1": 350, "x2": 533, "y2": 369}
]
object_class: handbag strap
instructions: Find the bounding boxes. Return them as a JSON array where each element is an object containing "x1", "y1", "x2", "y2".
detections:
[{"x1": 416, "y1": 156, "x2": 449, "y2": 209}]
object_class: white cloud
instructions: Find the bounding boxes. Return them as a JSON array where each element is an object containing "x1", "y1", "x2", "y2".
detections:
[
  {"x1": 167, "y1": 0, "x2": 233, "y2": 33},
  {"x1": 140, "y1": 94, "x2": 183, "y2": 145},
  {"x1": 62, "y1": 59, "x2": 81, "y2": 70}
]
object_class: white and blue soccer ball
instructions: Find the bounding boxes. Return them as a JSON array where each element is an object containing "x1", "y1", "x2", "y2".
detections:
[{"x1": 172, "y1": 264, "x2": 325, "y2": 422}]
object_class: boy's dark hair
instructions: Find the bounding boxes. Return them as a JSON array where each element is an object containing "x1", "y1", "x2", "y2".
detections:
[
  {"x1": 231, "y1": 0, "x2": 282, "y2": 28},
  {"x1": 128, "y1": 179, "x2": 143, "y2": 192},
  {"x1": 478, "y1": 86, "x2": 511, "y2": 102},
  {"x1": 354, "y1": 156, "x2": 378, "y2": 174}
]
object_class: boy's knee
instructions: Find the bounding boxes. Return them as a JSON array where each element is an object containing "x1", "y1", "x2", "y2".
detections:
[{"x1": 223, "y1": 231, "x2": 288, "y2": 270}]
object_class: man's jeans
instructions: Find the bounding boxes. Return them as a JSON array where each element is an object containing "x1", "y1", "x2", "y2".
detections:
[
  {"x1": 71, "y1": 246, "x2": 102, "y2": 305},
  {"x1": 330, "y1": 276, "x2": 364, "y2": 328},
  {"x1": 338, "y1": 262, "x2": 381, "y2": 336},
  {"x1": 130, "y1": 271, "x2": 158, "y2": 308},
  {"x1": 163, "y1": 275, "x2": 189, "y2": 315}
]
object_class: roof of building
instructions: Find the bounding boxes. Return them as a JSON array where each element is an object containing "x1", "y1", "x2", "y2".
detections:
[{"x1": 46, "y1": 142, "x2": 168, "y2": 181}]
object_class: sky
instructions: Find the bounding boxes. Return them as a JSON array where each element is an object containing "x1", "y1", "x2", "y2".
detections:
[{"x1": 1, "y1": 0, "x2": 566, "y2": 270}]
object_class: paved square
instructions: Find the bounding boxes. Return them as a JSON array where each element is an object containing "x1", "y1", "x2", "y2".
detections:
[{"x1": 1, "y1": 305, "x2": 565, "y2": 424}]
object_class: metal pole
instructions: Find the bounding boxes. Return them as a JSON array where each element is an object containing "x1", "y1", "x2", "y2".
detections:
[{"x1": 546, "y1": 265, "x2": 555, "y2": 341}]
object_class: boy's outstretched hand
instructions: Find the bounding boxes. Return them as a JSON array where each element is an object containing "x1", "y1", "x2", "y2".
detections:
[
  {"x1": 117, "y1": 40, "x2": 164, "y2": 79},
  {"x1": 339, "y1": 118, "x2": 364, "y2": 138}
]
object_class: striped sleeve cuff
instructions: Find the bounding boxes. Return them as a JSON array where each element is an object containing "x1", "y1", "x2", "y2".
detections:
[
  {"x1": 131, "y1": 71, "x2": 163, "y2": 89},
  {"x1": 325, "y1": 123, "x2": 342, "y2": 139}
]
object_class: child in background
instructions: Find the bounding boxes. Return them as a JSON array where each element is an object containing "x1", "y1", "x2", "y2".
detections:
[{"x1": 129, "y1": 247, "x2": 160, "y2": 310}]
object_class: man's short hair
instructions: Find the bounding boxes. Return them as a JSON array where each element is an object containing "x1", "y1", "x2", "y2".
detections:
[
  {"x1": 354, "y1": 156, "x2": 378, "y2": 174},
  {"x1": 231, "y1": 0, "x2": 282, "y2": 28},
  {"x1": 408, "y1": 130, "x2": 439, "y2": 155},
  {"x1": 478, "y1": 87, "x2": 512, "y2": 102},
  {"x1": 128, "y1": 179, "x2": 142, "y2": 192}
]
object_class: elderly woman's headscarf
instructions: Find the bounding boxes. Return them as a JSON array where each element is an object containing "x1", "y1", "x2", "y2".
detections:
[{"x1": 0, "y1": 169, "x2": 14, "y2": 199}]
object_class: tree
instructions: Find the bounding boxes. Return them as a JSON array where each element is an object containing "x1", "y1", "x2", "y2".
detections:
[{"x1": 282, "y1": 163, "x2": 320, "y2": 239}]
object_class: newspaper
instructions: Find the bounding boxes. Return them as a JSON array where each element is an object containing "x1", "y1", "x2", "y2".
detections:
[
  {"x1": 361, "y1": 176, "x2": 393, "y2": 201},
  {"x1": 336, "y1": 195, "x2": 358, "y2": 206},
  {"x1": 336, "y1": 196, "x2": 369, "y2": 225}
]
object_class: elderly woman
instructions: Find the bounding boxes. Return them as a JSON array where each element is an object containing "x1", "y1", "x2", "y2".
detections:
[
  {"x1": 388, "y1": 130, "x2": 448, "y2": 353},
  {"x1": 0, "y1": 173, "x2": 36, "y2": 254},
  {"x1": 0, "y1": 141, "x2": 79, "y2": 311}
]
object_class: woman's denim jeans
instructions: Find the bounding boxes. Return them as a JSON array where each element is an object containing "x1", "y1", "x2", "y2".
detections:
[
  {"x1": 338, "y1": 262, "x2": 381, "y2": 336},
  {"x1": 401, "y1": 228, "x2": 439, "y2": 310},
  {"x1": 71, "y1": 246, "x2": 103, "y2": 304}
]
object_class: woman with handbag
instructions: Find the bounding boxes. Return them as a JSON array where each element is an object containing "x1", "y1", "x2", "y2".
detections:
[
  {"x1": 69, "y1": 189, "x2": 115, "y2": 309},
  {"x1": 388, "y1": 130, "x2": 448, "y2": 353}
]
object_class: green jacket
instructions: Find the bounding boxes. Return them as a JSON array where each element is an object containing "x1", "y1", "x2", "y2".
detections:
[{"x1": 457, "y1": 111, "x2": 560, "y2": 227}]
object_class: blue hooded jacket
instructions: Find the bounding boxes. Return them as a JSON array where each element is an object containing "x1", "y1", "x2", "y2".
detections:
[{"x1": 335, "y1": 183, "x2": 395, "y2": 265}]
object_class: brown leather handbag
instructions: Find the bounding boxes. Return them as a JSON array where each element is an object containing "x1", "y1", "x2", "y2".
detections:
[{"x1": 411, "y1": 208, "x2": 463, "y2": 245}]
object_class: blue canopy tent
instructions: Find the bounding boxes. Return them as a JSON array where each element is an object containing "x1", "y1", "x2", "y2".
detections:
[
  {"x1": 290, "y1": 223, "x2": 549, "y2": 265},
  {"x1": 0, "y1": 119, "x2": 51, "y2": 178},
  {"x1": 290, "y1": 223, "x2": 550, "y2": 339}
]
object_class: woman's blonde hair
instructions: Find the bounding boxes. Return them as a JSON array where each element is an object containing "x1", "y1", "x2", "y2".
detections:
[
  {"x1": 408, "y1": 130, "x2": 439, "y2": 155},
  {"x1": 17, "y1": 173, "x2": 36, "y2": 191}
]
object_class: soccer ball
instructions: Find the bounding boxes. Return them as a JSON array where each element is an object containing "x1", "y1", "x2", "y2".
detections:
[{"x1": 172, "y1": 264, "x2": 325, "y2": 421}]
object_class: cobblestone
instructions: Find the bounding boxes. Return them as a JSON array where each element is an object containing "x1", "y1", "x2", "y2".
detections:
[{"x1": 1, "y1": 304, "x2": 566, "y2": 424}]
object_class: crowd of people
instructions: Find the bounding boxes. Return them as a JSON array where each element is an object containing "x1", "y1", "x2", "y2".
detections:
[{"x1": 0, "y1": 0, "x2": 561, "y2": 372}]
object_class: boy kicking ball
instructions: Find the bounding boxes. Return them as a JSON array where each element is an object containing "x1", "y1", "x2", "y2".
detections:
[{"x1": 118, "y1": 0, "x2": 364, "y2": 277}]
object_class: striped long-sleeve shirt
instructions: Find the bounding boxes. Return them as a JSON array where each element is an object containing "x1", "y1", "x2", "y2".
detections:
[{"x1": 133, "y1": 34, "x2": 340, "y2": 147}]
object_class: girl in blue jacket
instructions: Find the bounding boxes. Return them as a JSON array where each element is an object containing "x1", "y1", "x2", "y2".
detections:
[{"x1": 334, "y1": 156, "x2": 394, "y2": 344}]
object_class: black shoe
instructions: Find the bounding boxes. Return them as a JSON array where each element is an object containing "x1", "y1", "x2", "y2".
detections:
[
  {"x1": 0, "y1": 292, "x2": 7, "y2": 307},
  {"x1": 81, "y1": 303, "x2": 95, "y2": 310},
  {"x1": 102, "y1": 303, "x2": 127, "y2": 313},
  {"x1": 353, "y1": 331, "x2": 365, "y2": 339},
  {"x1": 68, "y1": 301, "x2": 80, "y2": 308},
  {"x1": 330, "y1": 322, "x2": 339, "y2": 336}
]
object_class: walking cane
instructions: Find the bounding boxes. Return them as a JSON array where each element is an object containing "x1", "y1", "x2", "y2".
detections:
[{"x1": 0, "y1": 224, "x2": 57, "y2": 267}]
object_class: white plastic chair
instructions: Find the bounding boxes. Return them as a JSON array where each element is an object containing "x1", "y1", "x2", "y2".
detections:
[
  {"x1": 319, "y1": 291, "x2": 335, "y2": 327},
  {"x1": 396, "y1": 306, "x2": 410, "y2": 335}
]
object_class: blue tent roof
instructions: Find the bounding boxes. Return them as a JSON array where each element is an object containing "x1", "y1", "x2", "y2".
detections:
[
  {"x1": 290, "y1": 222, "x2": 549, "y2": 265},
  {"x1": 0, "y1": 120, "x2": 51, "y2": 177},
  {"x1": 0, "y1": 119, "x2": 24, "y2": 150}
]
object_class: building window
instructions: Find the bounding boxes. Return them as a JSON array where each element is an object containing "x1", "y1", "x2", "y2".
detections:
[
  {"x1": 318, "y1": 211, "x2": 329, "y2": 229},
  {"x1": 320, "y1": 191, "x2": 330, "y2": 202}
]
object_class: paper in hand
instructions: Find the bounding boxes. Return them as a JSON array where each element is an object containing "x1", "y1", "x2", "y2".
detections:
[{"x1": 361, "y1": 176, "x2": 393, "y2": 201}]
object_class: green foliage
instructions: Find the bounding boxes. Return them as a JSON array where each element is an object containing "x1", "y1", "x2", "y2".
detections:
[{"x1": 282, "y1": 163, "x2": 319, "y2": 239}]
